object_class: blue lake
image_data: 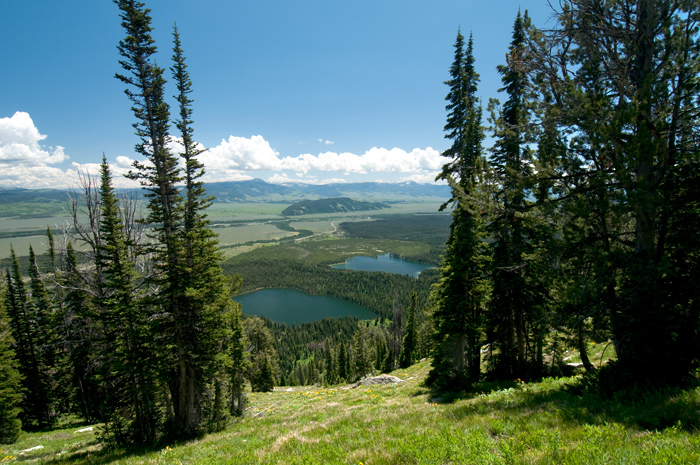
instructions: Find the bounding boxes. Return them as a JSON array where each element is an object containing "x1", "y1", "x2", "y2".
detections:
[
  {"x1": 234, "y1": 288, "x2": 377, "y2": 325},
  {"x1": 331, "y1": 253, "x2": 432, "y2": 278}
]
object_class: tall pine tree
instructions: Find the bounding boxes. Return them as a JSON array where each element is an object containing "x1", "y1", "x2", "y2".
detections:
[
  {"x1": 0, "y1": 297, "x2": 22, "y2": 443},
  {"x1": 486, "y1": 10, "x2": 546, "y2": 379},
  {"x1": 429, "y1": 31, "x2": 489, "y2": 390},
  {"x1": 96, "y1": 157, "x2": 159, "y2": 444}
]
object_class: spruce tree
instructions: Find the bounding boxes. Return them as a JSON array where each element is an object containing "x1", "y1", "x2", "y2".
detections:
[
  {"x1": 429, "y1": 31, "x2": 489, "y2": 390},
  {"x1": 116, "y1": 1, "x2": 235, "y2": 436},
  {"x1": 4, "y1": 248, "x2": 53, "y2": 427},
  {"x1": 27, "y1": 246, "x2": 57, "y2": 368},
  {"x1": 337, "y1": 341, "x2": 349, "y2": 382},
  {"x1": 352, "y1": 324, "x2": 372, "y2": 380},
  {"x1": 96, "y1": 157, "x2": 159, "y2": 444},
  {"x1": 244, "y1": 317, "x2": 279, "y2": 392},
  {"x1": 58, "y1": 242, "x2": 102, "y2": 422},
  {"x1": 168, "y1": 22, "x2": 233, "y2": 434},
  {"x1": 0, "y1": 299, "x2": 22, "y2": 443},
  {"x1": 486, "y1": 10, "x2": 546, "y2": 379},
  {"x1": 227, "y1": 303, "x2": 248, "y2": 416},
  {"x1": 532, "y1": 0, "x2": 700, "y2": 383},
  {"x1": 401, "y1": 291, "x2": 418, "y2": 368}
]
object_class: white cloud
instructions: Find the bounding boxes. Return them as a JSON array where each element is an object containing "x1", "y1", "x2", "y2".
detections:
[
  {"x1": 202, "y1": 135, "x2": 281, "y2": 171},
  {"x1": 267, "y1": 173, "x2": 347, "y2": 185},
  {"x1": 0, "y1": 112, "x2": 74, "y2": 188},
  {"x1": 0, "y1": 164, "x2": 80, "y2": 189},
  {"x1": 277, "y1": 147, "x2": 443, "y2": 174},
  {"x1": 399, "y1": 172, "x2": 444, "y2": 184},
  {"x1": 0, "y1": 116, "x2": 444, "y2": 188},
  {"x1": 0, "y1": 112, "x2": 67, "y2": 165}
]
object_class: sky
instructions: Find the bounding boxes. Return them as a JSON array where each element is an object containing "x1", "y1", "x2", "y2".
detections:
[{"x1": 0, "y1": 0, "x2": 558, "y2": 189}]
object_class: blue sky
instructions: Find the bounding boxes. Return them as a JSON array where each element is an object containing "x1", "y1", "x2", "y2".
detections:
[{"x1": 0, "y1": 0, "x2": 556, "y2": 189}]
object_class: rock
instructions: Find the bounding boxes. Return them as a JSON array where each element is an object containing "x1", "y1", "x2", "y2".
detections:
[
  {"x1": 19, "y1": 445, "x2": 44, "y2": 454},
  {"x1": 74, "y1": 427, "x2": 93, "y2": 433},
  {"x1": 351, "y1": 374, "x2": 404, "y2": 388}
]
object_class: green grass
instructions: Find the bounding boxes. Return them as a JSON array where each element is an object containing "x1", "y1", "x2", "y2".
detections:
[{"x1": 4, "y1": 361, "x2": 700, "y2": 464}]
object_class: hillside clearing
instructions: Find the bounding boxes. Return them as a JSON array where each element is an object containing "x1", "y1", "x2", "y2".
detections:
[{"x1": 3, "y1": 360, "x2": 700, "y2": 464}]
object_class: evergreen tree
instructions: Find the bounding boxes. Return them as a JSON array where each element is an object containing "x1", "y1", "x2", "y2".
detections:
[
  {"x1": 96, "y1": 157, "x2": 159, "y2": 444},
  {"x1": 0, "y1": 299, "x2": 22, "y2": 443},
  {"x1": 57, "y1": 242, "x2": 102, "y2": 421},
  {"x1": 401, "y1": 291, "x2": 418, "y2": 368},
  {"x1": 337, "y1": 341, "x2": 349, "y2": 382},
  {"x1": 352, "y1": 324, "x2": 372, "y2": 380},
  {"x1": 168, "y1": 22, "x2": 233, "y2": 435},
  {"x1": 116, "y1": 1, "x2": 235, "y2": 436},
  {"x1": 429, "y1": 31, "x2": 489, "y2": 390},
  {"x1": 27, "y1": 246, "x2": 56, "y2": 368},
  {"x1": 227, "y1": 302, "x2": 248, "y2": 416},
  {"x1": 4, "y1": 248, "x2": 53, "y2": 427},
  {"x1": 244, "y1": 317, "x2": 279, "y2": 392},
  {"x1": 324, "y1": 346, "x2": 338, "y2": 385},
  {"x1": 532, "y1": 0, "x2": 700, "y2": 383},
  {"x1": 486, "y1": 10, "x2": 546, "y2": 379},
  {"x1": 45, "y1": 226, "x2": 56, "y2": 271}
]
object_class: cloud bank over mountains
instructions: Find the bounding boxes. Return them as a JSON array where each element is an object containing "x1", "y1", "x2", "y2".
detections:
[{"x1": 0, "y1": 111, "x2": 445, "y2": 189}]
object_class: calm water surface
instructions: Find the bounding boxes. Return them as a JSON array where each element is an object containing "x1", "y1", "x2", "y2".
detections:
[
  {"x1": 234, "y1": 288, "x2": 377, "y2": 325},
  {"x1": 331, "y1": 253, "x2": 431, "y2": 278}
]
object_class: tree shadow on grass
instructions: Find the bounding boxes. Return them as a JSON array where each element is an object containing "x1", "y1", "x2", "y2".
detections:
[{"x1": 443, "y1": 377, "x2": 700, "y2": 433}]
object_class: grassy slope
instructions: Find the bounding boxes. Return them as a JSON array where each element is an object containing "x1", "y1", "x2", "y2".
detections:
[{"x1": 4, "y1": 358, "x2": 700, "y2": 464}]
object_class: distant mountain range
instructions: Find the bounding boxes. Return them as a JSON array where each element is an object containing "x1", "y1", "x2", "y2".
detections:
[
  {"x1": 0, "y1": 179, "x2": 450, "y2": 211},
  {"x1": 206, "y1": 179, "x2": 450, "y2": 202},
  {"x1": 281, "y1": 197, "x2": 390, "y2": 216}
]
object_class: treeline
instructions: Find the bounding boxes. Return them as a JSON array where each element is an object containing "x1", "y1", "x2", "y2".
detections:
[
  {"x1": 224, "y1": 258, "x2": 439, "y2": 320},
  {"x1": 429, "y1": 4, "x2": 700, "y2": 391}
]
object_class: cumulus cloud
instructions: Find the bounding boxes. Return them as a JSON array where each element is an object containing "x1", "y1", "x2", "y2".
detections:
[
  {"x1": 0, "y1": 114, "x2": 444, "y2": 188},
  {"x1": 0, "y1": 112, "x2": 75, "y2": 188},
  {"x1": 278, "y1": 147, "x2": 443, "y2": 174},
  {"x1": 0, "y1": 112, "x2": 67, "y2": 165},
  {"x1": 202, "y1": 135, "x2": 281, "y2": 171}
]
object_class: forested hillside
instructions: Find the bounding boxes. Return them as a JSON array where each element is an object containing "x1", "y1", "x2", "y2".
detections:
[
  {"x1": 281, "y1": 197, "x2": 389, "y2": 216},
  {"x1": 224, "y1": 259, "x2": 438, "y2": 320}
]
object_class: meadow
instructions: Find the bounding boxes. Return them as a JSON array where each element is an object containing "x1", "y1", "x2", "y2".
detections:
[
  {"x1": 0, "y1": 201, "x2": 445, "y2": 261},
  {"x1": 3, "y1": 357, "x2": 699, "y2": 464}
]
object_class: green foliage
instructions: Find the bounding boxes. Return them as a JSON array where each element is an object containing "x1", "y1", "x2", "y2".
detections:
[
  {"x1": 339, "y1": 214, "x2": 451, "y2": 265},
  {"x1": 226, "y1": 302, "x2": 248, "y2": 416},
  {"x1": 429, "y1": 30, "x2": 490, "y2": 391},
  {"x1": 56, "y1": 242, "x2": 102, "y2": 422},
  {"x1": 244, "y1": 317, "x2": 279, "y2": 392},
  {"x1": 401, "y1": 291, "x2": 418, "y2": 368},
  {"x1": 352, "y1": 323, "x2": 373, "y2": 380},
  {"x1": 4, "y1": 248, "x2": 54, "y2": 428},
  {"x1": 0, "y1": 300, "x2": 22, "y2": 443},
  {"x1": 528, "y1": 0, "x2": 700, "y2": 384},
  {"x1": 95, "y1": 158, "x2": 160, "y2": 445},
  {"x1": 485, "y1": 10, "x2": 548, "y2": 380},
  {"x1": 282, "y1": 197, "x2": 389, "y2": 216},
  {"x1": 225, "y1": 258, "x2": 437, "y2": 320}
]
